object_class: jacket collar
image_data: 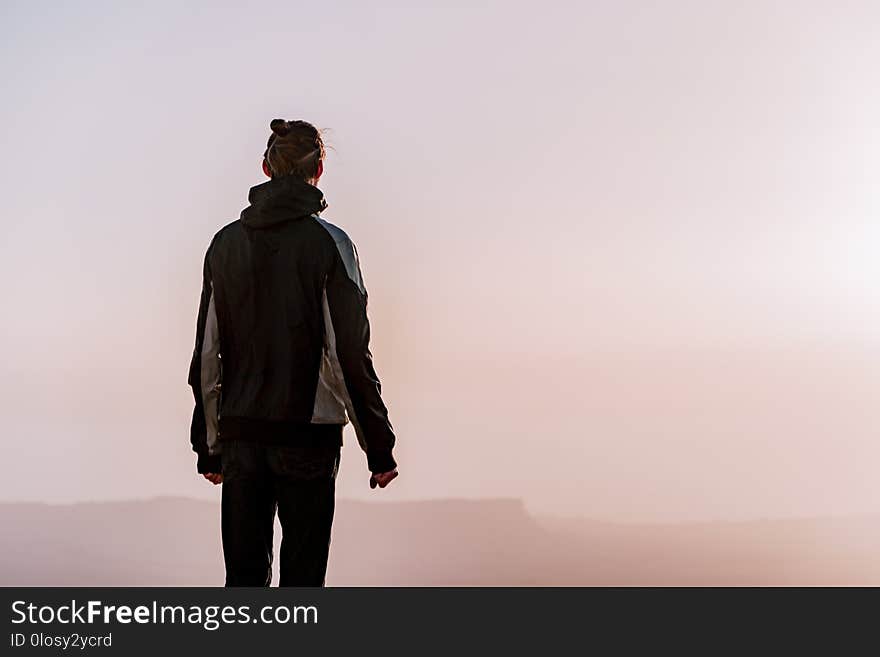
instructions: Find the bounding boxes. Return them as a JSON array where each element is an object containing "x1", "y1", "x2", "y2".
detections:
[{"x1": 240, "y1": 175, "x2": 328, "y2": 228}]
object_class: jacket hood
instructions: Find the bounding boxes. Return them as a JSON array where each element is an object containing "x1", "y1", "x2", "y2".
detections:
[{"x1": 240, "y1": 175, "x2": 328, "y2": 229}]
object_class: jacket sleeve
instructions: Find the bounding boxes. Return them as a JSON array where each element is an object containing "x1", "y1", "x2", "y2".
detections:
[
  {"x1": 324, "y1": 237, "x2": 397, "y2": 473},
  {"x1": 187, "y1": 247, "x2": 222, "y2": 474}
]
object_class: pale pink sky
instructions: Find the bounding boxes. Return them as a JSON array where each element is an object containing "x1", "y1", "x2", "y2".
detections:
[{"x1": 1, "y1": 1, "x2": 877, "y2": 521}]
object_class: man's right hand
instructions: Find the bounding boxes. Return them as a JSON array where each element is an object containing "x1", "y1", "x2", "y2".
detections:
[
  {"x1": 370, "y1": 470, "x2": 398, "y2": 489},
  {"x1": 202, "y1": 473, "x2": 223, "y2": 485}
]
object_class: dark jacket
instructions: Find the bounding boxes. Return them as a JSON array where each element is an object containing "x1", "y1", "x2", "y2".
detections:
[{"x1": 188, "y1": 175, "x2": 396, "y2": 474}]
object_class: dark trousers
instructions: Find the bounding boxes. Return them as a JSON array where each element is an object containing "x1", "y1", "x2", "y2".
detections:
[{"x1": 221, "y1": 439, "x2": 340, "y2": 587}]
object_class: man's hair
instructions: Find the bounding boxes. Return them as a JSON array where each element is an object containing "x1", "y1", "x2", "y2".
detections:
[{"x1": 263, "y1": 118, "x2": 325, "y2": 180}]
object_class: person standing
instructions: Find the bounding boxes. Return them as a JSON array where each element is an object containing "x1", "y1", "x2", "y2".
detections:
[{"x1": 188, "y1": 119, "x2": 398, "y2": 586}]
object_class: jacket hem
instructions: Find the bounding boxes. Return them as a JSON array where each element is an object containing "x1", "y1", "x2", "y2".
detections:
[{"x1": 219, "y1": 416, "x2": 344, "y2": 447}]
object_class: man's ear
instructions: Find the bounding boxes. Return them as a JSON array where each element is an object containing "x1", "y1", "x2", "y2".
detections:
[
  {"x1": 262, "y1": 159, "x2": 272, "y2": 178},
  {"x1": 314, "y1": 160, "x2": 324, "y2": 182}
]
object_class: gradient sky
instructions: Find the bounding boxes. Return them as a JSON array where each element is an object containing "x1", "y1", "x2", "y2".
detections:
[{"x1": 1, "y1": 0, "x2": 877, "y2": 521}]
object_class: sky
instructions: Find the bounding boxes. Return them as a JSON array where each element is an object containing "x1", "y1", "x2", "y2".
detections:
[{"x1": 0, "y1": 0, "x2": 878, "y2": 522}]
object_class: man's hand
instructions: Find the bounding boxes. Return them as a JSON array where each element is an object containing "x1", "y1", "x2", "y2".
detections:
[
  {"x1": 369, "y1": 469, "x2": 398, "y2": 489},
  {"x1": 202, "y1": 473, "x2": 223, "y2": 485}
]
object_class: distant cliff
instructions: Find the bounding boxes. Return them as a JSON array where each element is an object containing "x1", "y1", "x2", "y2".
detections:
[{"x1": 2, "y1": 498, "x2": 879, "y2": 585}]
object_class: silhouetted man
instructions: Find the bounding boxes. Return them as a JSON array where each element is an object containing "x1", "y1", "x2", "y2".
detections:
[{"x1": 188, "y1": 118, "x2": 398, "y2": 586}]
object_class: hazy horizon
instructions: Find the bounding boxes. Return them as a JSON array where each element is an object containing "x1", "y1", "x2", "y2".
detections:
[
  {"x1": 2, "y1": 1, "x2": 878, "y2": 524},
  {"x1": 6, "y1": 496, "x2": 880, "y2": 585}
]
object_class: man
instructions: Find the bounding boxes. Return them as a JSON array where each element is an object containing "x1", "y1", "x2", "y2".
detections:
[{"x1": 188, "y1": 118, "x2": 398, "y2": 586}]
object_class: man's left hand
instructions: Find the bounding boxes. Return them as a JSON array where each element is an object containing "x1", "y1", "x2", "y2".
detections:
[{"x1": 370, "y1": 470, "x2": 398, "y2": 489}]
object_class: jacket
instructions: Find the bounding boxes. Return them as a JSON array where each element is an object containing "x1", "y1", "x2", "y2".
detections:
[{"x1": 188, "y1": 174, "x2": 397, "y2": 474}]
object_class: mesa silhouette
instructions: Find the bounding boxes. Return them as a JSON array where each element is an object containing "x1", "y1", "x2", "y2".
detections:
[{"x1": 1, "y1": 498, "x2": 878, "y2": 585}]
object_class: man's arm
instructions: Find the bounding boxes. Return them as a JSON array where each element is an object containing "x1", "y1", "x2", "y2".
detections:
[
  {"x1": 323, "y1": 236, "x2": 397, "y2": 476},
  {"x1": 188, "y1": 247, "x2": 222, "y2": 475}
]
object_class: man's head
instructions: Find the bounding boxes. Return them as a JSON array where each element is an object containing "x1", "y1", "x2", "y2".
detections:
[{"x1": 262, "y1": 118, "x2": 325, "y2": 183}]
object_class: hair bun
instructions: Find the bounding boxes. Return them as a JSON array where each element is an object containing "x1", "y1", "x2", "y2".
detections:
[{"x1": 270, "y1": 118, "x2": 290, "y2": 137}]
